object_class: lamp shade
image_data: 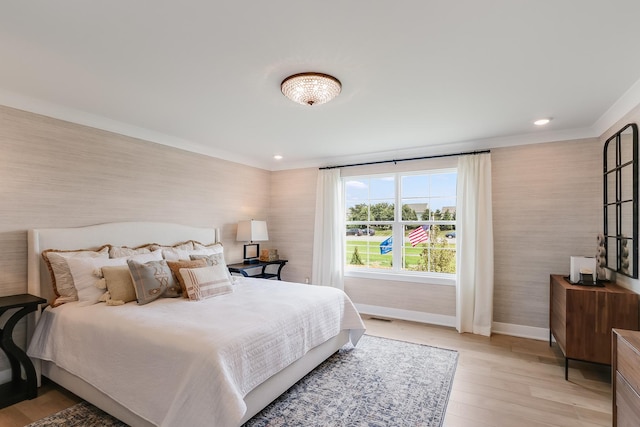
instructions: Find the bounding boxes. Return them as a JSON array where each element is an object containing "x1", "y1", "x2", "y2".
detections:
[{"x1": 236, "y1": 220, "x2": 269, "y2": 242}]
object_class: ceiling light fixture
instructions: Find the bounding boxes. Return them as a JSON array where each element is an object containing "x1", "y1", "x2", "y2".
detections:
[
  {"x1": 273, "y1": 155, "x2": 283, "y2": 160},
  {"x1": 281, "y1": 72, "x2": 341, "y2": 106},
  {"x1": 534, "y1": 118, "x2": 552, "y2": 126}
]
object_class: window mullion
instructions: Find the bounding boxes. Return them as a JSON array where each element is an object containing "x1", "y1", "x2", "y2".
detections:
[{"x1": 393, "y1": 172, "x2": 402, "y2": 272}]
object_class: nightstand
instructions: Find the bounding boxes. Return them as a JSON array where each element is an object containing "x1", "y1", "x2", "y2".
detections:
[
  {"x1": 227, "y1": 259, "x2": 288, "y2": 280},
  {"x1": 0, "y1": 293, "x2": 47, "y2": 408}
]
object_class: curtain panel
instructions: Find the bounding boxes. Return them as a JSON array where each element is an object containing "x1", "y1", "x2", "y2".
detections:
[
  {"x1": 456, "y1": 153, "x2": 494, "y2": 336},
  {"x1": 311, "y1": 169, "x2": 345, "y2": 289}
]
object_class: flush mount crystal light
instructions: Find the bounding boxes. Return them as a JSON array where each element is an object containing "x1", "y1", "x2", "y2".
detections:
[{"x1": 281, "y1": 72, "x2": 341, "y2": 106}]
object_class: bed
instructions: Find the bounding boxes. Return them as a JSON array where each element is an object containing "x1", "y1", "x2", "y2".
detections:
[{"x1": 25, "y1": 222, "x2": 365, "y2": 427}]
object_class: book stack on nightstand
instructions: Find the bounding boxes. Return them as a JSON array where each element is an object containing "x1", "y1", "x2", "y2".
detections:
[{"x1": 259, "y1": 249, "x2": 279, "y2": 262}]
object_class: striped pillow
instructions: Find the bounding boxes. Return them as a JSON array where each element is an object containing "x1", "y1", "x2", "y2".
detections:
[{"x1": 179, "y1": 265, "x2": 233, "y2": 301}]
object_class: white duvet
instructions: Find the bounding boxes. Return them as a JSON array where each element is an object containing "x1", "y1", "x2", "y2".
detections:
[{"x1": 28, "y1": 278, "x2": 365, "y2": 427}]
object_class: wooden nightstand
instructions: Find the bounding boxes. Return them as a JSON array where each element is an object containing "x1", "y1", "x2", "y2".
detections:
[
  {"x1": 612, "y1": 329, "x2": 640, "y2": 426},
  {"x1": 549, "y1": 275, "x2": 639, "y2": 380},
  {"x1": 0, "y1": 293, "x2": 47, "y2": 408},
  {"x1": 227, "y1": 259, "x2": 288, "y2": 280}
]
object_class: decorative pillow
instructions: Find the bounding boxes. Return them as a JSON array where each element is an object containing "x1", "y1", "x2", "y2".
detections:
[
  {"x1": 42, "y1": 246, "x2": 110, "y2": 307},
  {"x1": 189, "y1": 253, "x2": 234, "y2": 284},
  {"x1": 66, "y1": 250, "x2": 164, "y2": 306},
  {"x1": 148, "y1": 241, "x2": 194, "y2": 251},
  {"x1": 66, "y1": 257, "x2": 129, "y2": 306},
  {"x1": 109, "y1": 244, "x2": 153, "y2": 258},
  {"x1": 161, "y1": 247, "x2": 193, "y2": 261},
  {"x1": 166, "y1": 259, "x2": 207, "y2": 297},
  {"x1": 179, "y1": 265, "x2": 234, "y2": 301},
  {"x1": 102, "y1": 266, "x2": 136, "y2": 303},
  {"x1": 128, "y1": 259, "x2": 181, "y2": 305},
  {"x1": 149, "y1": 241, "x2": 196, "y2": 261},
  {"x1": 191, "y1": 242, "x2": 224, "y2": 255}
]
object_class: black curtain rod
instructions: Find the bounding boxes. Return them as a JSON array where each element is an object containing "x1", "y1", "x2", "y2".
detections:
[{"x1": 318, "y1": 149, "x2": 491, "y2": 170}]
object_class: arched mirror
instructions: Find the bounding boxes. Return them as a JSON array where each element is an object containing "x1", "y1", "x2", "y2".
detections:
[{"x1": 603, "y1": 123, "x2": 638, "y2": 278}]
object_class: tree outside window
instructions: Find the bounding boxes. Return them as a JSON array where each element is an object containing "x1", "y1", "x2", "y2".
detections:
[{"x1": 344, "y1": 170, "x2": 457, "y2": 275}]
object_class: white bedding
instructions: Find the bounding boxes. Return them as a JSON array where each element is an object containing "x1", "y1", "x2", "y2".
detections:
[{"x1": 28, "y1": 278, "x2": 365, "y2": 427}]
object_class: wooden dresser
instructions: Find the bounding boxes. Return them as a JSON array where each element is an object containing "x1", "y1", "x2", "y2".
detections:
[
  {"x1": 549, "y1": 275, "x2": 639, "y2": 379},
  {"x1": 613, "y1": 329, "x2": 640, "y2": 427}
]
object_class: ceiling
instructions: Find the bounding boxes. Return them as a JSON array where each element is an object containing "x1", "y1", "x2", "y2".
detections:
[{"x1": 2, "y1": 1, "x2": 640, "y2": 171}]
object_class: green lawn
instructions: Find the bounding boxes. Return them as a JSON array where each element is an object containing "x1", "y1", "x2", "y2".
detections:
[{"x1": 346, "y1": 238, "x2": 455, "y2": 271}]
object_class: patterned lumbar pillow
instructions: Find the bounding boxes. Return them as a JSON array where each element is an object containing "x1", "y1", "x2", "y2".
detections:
[
  {"x1": 190, "y1": 253, "x2": 234, "y2": 283},
  {"x1": 179, "y1": 265, "x2": 233, "y2": 301},
  {"x1": 127, "y1": 259, "x2": 182, "y2": 305}
]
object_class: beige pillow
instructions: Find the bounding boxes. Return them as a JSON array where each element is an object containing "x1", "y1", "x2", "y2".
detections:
[
  {"x1": 167, "y1": 259, "x2": 207, "y2": 297},
  {"x1": 102, "y1": 266, "x2": 136, "y2": 303},
  {"x1": 148, "y1": 241, "x2": 194, "y2": 253},
  {"x1": 42, "y1": 246, "x2": 110, "y2": 307},
  {"x1": 192, "y1": 242, "x2": 224, "y2": 255},
  {"x1": 109, "y1": 244, "x2": 153, "y2": 258},
  {"x1": 179, "y1": 265, "x2": 234, "y2": 301}
]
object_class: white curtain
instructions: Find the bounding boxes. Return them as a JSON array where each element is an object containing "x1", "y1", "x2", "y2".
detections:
[
  {"x1": 311, "y1": 169, "x2": 345, "y2": 289},
  {"x1": 456, "y1": 153, "x2": 494, "y2": 336}
]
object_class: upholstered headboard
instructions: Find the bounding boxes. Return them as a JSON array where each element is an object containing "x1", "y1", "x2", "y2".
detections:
[{"x1": 27, "y1": 222, "x2": 219, "y2": 303}]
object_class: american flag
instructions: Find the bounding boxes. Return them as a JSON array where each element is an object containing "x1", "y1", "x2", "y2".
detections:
[{"x1": 408, "y1": 225, "x2": 430, "y2": 246}]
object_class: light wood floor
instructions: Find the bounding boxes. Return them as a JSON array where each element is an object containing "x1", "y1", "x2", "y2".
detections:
[{"x1": 0, "y1": 317, "x2": 612, "y2": 427}]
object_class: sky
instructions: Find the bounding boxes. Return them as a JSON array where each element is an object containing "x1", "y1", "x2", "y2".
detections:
[{"x1": 345, "y1": 171, "x2": 457, "y2": 214}]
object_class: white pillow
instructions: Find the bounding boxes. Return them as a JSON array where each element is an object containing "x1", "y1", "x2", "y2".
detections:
[
  {"x1": 67, "y1": 257, "x2": 128, "y2": 306},
  {"x1": 179, "y1": 265, "x2": 233, "y2": 301},
  {"x1": 192, "y1": 242, "x2": 224, "y2": 254},
  {"x1": 162, "y1": 244, "x2": 223, "y2": 261},
  {"x1": 43, "y1": 247, "x2": 110, "y2": 306}
]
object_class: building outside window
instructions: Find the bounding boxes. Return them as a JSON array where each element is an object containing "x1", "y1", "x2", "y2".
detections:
[{"x1": 344, "y1": 169, "x2": 457, "y2": 278}]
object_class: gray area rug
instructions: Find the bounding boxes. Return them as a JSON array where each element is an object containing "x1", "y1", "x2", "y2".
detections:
[{"x1": 28, "y1": 335, "x2": 458, "y2": 427}]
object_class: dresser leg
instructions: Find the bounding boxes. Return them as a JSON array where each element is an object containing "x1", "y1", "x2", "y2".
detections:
[{"x1": 565, "y1": 357, "x2": 569, "y2": 380}]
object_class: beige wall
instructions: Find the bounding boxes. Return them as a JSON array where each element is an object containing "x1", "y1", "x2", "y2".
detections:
[
  {"x1": 252, "y1": 139, "x2": 602, "y2": 328},
  {"x1": 274, "y1": 141, "x2": 603, "y2": 330},
  {"x1": 268, "y1": 167, "x2": 318, "y2": 283},
  {"x1": 0, "y1": 102, "x2": 623, "y2": 355},
  {"x1": 492, "y1": 138, "x2": 601, "y2": 328},
  {"x1": 0, "y1": 106, "x2": 271, "y2": 371},
  {"x1": 0, "y1": 106, "x2": 272, "y2": 292}
]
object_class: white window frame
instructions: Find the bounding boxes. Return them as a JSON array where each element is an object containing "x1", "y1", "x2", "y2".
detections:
[{"x1": 343, "y1": 168, "x2": 457, "y2": 286}]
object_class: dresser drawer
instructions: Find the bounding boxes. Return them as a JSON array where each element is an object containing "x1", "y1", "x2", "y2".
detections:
[
  {"x1": 616, "y1": 372, "x2": 640, "y2": 427},
  {"x1": 617, "y1": 335, "x2": 640, "y2": 397}
]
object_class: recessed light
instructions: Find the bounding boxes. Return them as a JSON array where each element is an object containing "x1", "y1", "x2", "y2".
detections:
[
  {"x1": 534, "y1": 118, "x2": 551, "y2": 126},
  {"x1": 273, "y1": 155, "x2": 283, "y2": 160}
]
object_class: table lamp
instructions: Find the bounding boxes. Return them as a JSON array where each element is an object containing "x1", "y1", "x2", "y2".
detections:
[{"x1": 236, "y1": 220, "x2": 269, "y2": 264}]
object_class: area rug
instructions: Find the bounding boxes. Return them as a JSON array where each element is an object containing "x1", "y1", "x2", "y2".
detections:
[{"x1": 28, "y1": 335, "x2": 458, "y2": 427}]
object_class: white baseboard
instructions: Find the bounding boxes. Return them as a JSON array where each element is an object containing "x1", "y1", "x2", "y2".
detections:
[
  {"x1": 355, "y1": 304, "x2": 549, "y2": 341},
  {"x1": 491, "y1": 321, "x2": 549, "y2": 341},
  {"x1": 355, "y1": 304, "x2": 456, "y2": 328}
]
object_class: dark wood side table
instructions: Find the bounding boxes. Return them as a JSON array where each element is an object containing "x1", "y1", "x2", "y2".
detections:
[
  {"x1": 0, "y1": 293, "x2": 47, "y2": 408},
  {"x1": 227, "y1": 259, "x2": 288, "y2": 280},
  {"x1": 549, "y1": 274, "x2": 639, "y2": 380}
]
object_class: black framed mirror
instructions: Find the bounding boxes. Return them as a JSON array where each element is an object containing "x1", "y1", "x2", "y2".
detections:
[{"x1": 603, "y1": 123, "x2": 638, "y2": 278}]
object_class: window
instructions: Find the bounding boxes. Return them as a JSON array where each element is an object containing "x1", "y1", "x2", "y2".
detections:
[{"x1": 344, "y1": 169, "x2": 457, "y2": 278}]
